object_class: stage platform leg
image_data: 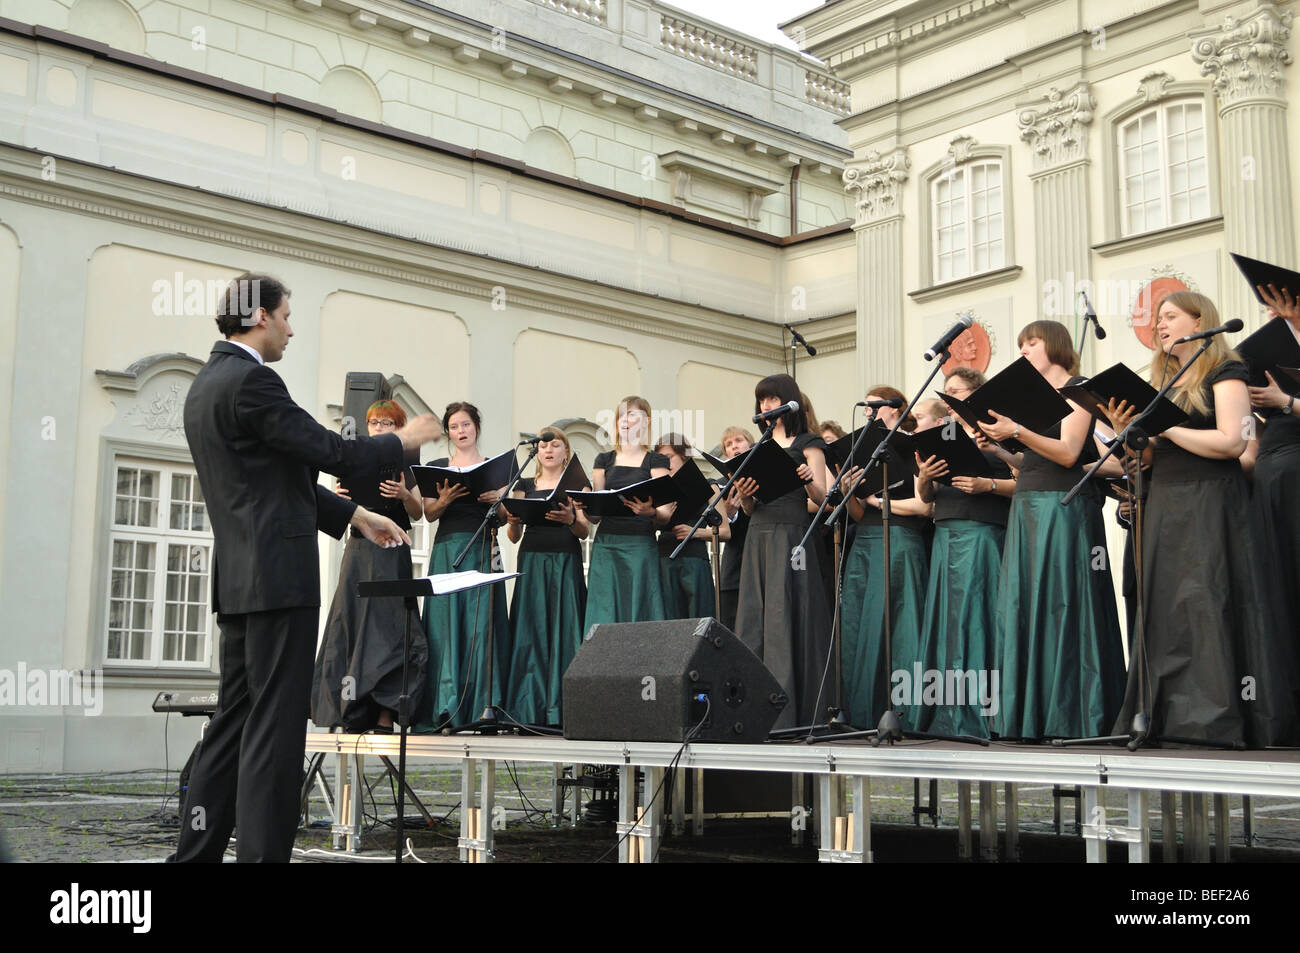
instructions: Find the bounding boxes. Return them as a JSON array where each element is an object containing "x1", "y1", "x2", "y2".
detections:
[
  {"x1": 1005, "y1": 783, "x2": 1020, "y2": 861},
  {"x1": 618, "y1": 766, "x2": 664, "y2": 862},
  {"x1": 957, "y1": 780, "x2": 972, "y2": 860},
  {"x1": 459, "y1": 758, "x2": 495, "y2": 863},
  {"x1": 1082, "y1": 786, "x2": 1106, "y2": 863},
  {"x1": 1128, "y1": 789, "x2": 1150, "y2": 863},
  {"x1": 1214, "y1": 794, "x2": 1230, "y2": 862},
  {"x1": 979, "y1": 781, "x2": 998, "y2": 861},
  {"x1": 331, "y1": 751, "x2": 363, "y2": 853},
  {"x1": 1162, "y1": 791, "x2": 1177, "y2": 861},
  {"x1": 817, "y1": 774, "x2": 870, "y2": 862}
]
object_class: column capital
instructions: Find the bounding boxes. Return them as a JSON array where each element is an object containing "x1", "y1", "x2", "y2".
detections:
[
  {"x1": 1017, "y1": 82, "x2": 1096, "y2": 171},
  {"x1": 1191, "y1": 2, "x2": 1292, "y2": 106},
  {"x1": 843, "y1": 147, "x2": 910, "y2": 227}
]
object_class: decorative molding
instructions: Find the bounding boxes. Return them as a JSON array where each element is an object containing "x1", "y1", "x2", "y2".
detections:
[
  {"x1": 529, "y1": 0, "x2": 607, "y2": 26},
  {"x1": 660, "y1": 14, "x2": 760, "y2": 82},
  {"x1": 1091, "y1": 215, "x2": 1224, "y2": 258},
  {"x1": 0, "y1": 167, "x2": 787, "y2": 361},
  {"x1": 1190, "y1": 3, "x2": 1293, "y2": 106},
  {"x1": 826, "y1": 0, "x2": 1012, "y2": 68},
  {"x1": 1137, "y1": 71, "x2": 1175, "y2": 103},
  {"x1": 843, "y1": 147, "x2": 910, "y2": 226},
  {"x1": 948, "y1": 135, "x2": 978, "y2": 164},
  {"x1": 96, "y1": 354, "x2": 205, "y2": 444},
  {"x1": 805, "y1": 70, "x2": 851, "y2": 116},
  {"x1": 907, "y1": 264, "x2": 1022, "y2": 303},
  {"x1": 95, "y1": 353, "x2": 205, "y2": 393},
  {"x1": 1017, "y1": 83, "x2": 1095, "y2": 170}
]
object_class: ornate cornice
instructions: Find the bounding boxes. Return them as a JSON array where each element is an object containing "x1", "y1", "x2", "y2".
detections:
[
  {"x1": 1190, "y1": 3, "x2": 1293, "y2": 106},
  {"x1": 843, "y1": 147, "x2": 910, "y2": 227},
  {"x1": 1017, "y1": 83, "x2": 1095, "y2": 171},
  {"x1": 1137, "y1": 71, "x2": 1176, "y2": 104}
]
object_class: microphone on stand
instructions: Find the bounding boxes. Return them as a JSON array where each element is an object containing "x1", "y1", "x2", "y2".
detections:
[
  {"x1": 924, "y1": 315, "x2": 975, "y2": 361},
  {"x1": 1173, "y1": 319, "x2": 1244, "y2": 345},
  {"x1": 1081, "y1": 291, "x2": 1106, "y2": 339},
  {"x1": 785, "y1": 324, "x2": 817, "y2": 356},
  {"x1": 520, "y1": 430, "x2": 558, "y2": 445},
  {"x1": 753, "y1": 400, "x2": 800, "y2": 424},
  {"x1": 855, "y1": 397, "x2": 903, "y2": 409}
]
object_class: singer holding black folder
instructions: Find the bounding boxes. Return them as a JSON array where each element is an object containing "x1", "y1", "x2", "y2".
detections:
[
  {"x1": 418, "y1": 402, "x2": 511, "y2": 728},
  {"x1": 311, "y1": 400, "x2": 429, "y2": 734},
  {"x1": 913, "y1": 378, "x2": 1014, "y2": 738},
  {"x1": 976, "y1": 320, "x2": 1125, "y2": 740},
  {"x1": 836, "y1": 386, "x2": 932, "y2": 729},
  {"x1": 717, "y1": 426, "x2": 755, "y2": 633},
  {"x1": 1108, "y1": 292, "x2": 1297, "y2": 746},
  {"x1": 579, "y1": 396, "x2": 670, "y2": 631},
  {"x1": 1248, "y1": 284, "x2": 1300, "y2": 661},
  {"x1": 733, "y1": 374, "x2": 832, "y2": 729},
  {"x1": 655, "y1": 433, "x2": 728, "y2": 619},
  {"x1": 502, "y1": 428, "x2": 589, "y2": 727}
]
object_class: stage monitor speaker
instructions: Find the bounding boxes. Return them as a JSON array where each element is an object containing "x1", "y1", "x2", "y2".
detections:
[
  {"x1": 343, "y1": 371, "x2": 390, "y2": 433},
  {"x1": 563, "y1": 617, "x2": 787, "y2": 743}
]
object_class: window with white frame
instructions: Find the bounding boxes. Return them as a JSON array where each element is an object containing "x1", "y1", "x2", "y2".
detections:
[
  {"x1": 107, "y1": 459, "x2": 214, "y2": 668},
  {"x1": 932, "y1": 160, "x2": 1005, "y2": 284},
  {"x1": 1119, "y1": 100, "x2": 1210, "y2": 236}
]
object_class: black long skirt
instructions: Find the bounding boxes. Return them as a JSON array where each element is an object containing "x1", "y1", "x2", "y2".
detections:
[{"x1": 311, "y1": 535, "x2": 429, "y2": 732}]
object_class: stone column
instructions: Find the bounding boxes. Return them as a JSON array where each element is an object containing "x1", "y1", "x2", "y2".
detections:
[
  {"x1": 843, "y1": 146, "x2": 909, "y2": 392},
  {"x1": 1018, "y1": 83, "x2": 1095, "y2": 344},
  {"x1": 1191, "y1": 2, "x2": 1294, "y2": 326}
]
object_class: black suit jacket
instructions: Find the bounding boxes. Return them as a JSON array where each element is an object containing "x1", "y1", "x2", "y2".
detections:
[{"x1": 184, "y1": 341, "x2": 402, "y2": 614}]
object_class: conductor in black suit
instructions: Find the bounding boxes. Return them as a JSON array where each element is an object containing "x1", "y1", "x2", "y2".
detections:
[{"x1": 173, "y1": 272, "x2": 442, "y2": 862}]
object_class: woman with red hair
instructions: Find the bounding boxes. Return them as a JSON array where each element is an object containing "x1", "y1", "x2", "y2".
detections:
[{"x1": 312, "y1": 400, "x2": 428, "y2": 733}]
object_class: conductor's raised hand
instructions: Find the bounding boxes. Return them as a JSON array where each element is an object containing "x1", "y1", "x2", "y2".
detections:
[
  {"x1": 395, "y1": 414, "x2": 443, "y2": 450},
  {"x1": 349, "y1": 506, "x2": 412, "y2": 549},
  {"x1": 978, "y1": 410, "x2": 1019, "y2": 443}
]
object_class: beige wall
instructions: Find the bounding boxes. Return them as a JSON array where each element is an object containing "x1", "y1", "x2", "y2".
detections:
[
  {"x1": 512, "y1": 328, "x2": 640, "y2": 440},
  {"x1": 0, "y1": 222, "x2": 17, "y2": 588}
]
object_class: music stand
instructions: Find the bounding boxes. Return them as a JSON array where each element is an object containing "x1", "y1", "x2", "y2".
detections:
[{"x1": 358, "y1": 569, "x2": 519, "y2": 863}]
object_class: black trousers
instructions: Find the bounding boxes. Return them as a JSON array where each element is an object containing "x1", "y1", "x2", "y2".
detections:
[{"x1": 173, "y1": 606, "x2": 317, "y2": 863}]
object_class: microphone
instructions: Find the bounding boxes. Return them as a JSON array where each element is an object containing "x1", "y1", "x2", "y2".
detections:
[
  {"x1": 1081, "y1": 291, "x2": 1106, "y2": 340},
  {"x1": 753, "y1": 400, "x2": 800, "y2": 424},
  {"x1": 785, "y1": 324, "x2": 817, "y2": 356},
  {"x1": 924, "y1": 315, "x2": 974, "y2": 361},
  {"x1": 855, "y1": 397, "x2": 903, "y2": 409},
  {"x1": 520, "y1": 430, "x2": 558, "y2": 445},
  {"x1": 1173, "y1": 319, "x2": 1244, "y2": 345}
]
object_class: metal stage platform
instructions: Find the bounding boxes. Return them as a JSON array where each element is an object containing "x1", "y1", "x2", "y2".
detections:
[{"x1": 302, "y1": 732, "x2": 1300, "y2": 863}]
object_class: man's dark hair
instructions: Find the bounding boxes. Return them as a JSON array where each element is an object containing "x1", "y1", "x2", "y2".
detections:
[{"x1": 216, "y1": 273, "x2": 290, "y2": 337}]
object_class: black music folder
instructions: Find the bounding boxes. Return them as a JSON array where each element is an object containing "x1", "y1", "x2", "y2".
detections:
[
  {"x1": 702, "y1": 439, "x2": 808, "y2": 504},
  {"x1": 909, "y1": 423, "x2": 993, "y2": 481},
  {"x1": 826, "y1": 421, "x2": 917, "y2": 497},
  {"x1": 670, "y1": 458, "x2": 718, "y2": 519},
  {"x1": 568, "y1": 475, "x2": 680, "y2": 516},
  {"x1": 1235, "y1": 317, "x2": 1300, "y2": 387},
  {"x1": 1230, "y1": 252, "x2": 1300, "y2": 305},
  {"x1": 500, "y1": 455, "x2": 590, "y2": 526},
  {"x1": 1059, "y1": 362, "x2": 1190, "y2": 436},
  {"x1": 939, "y1": 357, "x2": 1073, "y2": 453},
  {"x1": 412, "y1": 448, "x2": 520, "y2": 498}
]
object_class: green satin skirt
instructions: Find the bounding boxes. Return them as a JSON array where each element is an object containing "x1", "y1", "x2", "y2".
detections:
[
  {"x1": 582, "y1": 532, "x2": 666, "y2": 632},
  {"x1": 506, "y1": 549, "x2": 587, "y2": 727},
  {"x1": 659, "y1": 554, "x2": 717, "y2": 620},
  {"x1": 417, "y1": 531, "x2": 510, "y2": 730},
  {"x1": 994, "y1": 491, "x2": 1125, "y2": 739},
  {"x1": 839, "y1": 523, "x2": 928, "y2": 729},
  {"x1": 913, "y1": 519, "x2": 1005, "y2": 738}
]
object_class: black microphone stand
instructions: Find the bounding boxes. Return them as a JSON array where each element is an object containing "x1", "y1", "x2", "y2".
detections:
[
  {"x1": 815, "y1": 352, "x2": 988, "y2": 748},
  {"x1": 449, "y1": 442, "x2": 539, "y2": 735},
  {"x1": 1056, "y1": 337, "x2": 1238, "y2": 751}
]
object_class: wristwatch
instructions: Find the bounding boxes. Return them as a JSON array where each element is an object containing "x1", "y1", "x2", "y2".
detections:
[{"x1": 1284, "y1": 395, "x2": 1296, "y2": 415}]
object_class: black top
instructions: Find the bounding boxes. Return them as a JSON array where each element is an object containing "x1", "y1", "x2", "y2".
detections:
[
  {"x1": 1259, "y1": 367, "x2": 1300, "y2": 454},
  {"x1": 1016, "y1": 375, "x2": 1101, "y2": 495},
  {"x1": 515, "y1": 478, "x2": 580, "y2": 555},
  {"x1": 753, "y1": 433, "x2": 826, "y2": 524},
  {"x1": 933, "y1": 451, "x2": 1013, "y2": 526},
  {"x1": 1152, "y1": 361, "x2": 1251, "y2": 483},
  {"x1": 593, "y1": 450, "x2": 671, "y2": 536},
  {"x1": 427, "y1": 456, "x2": 497, "y2": 539}
]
